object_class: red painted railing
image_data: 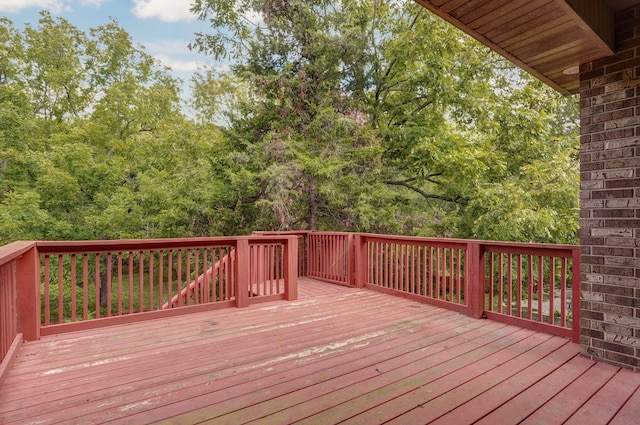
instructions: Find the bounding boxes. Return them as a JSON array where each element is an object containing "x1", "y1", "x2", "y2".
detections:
[
  {"x1": 252, "y1": 231, "x2": 579, "y2": 342},
  {"x1": 36, "y1": 235, "x2": 298, "y2": 335},
  {"x1": 308, "y1": 232, "x2": 353, "y2": 285},
  {"x1": 162, "y1": 246, "x2": 234, "y2": 309},
  {"x1": 323, "y1": 233, "x2": 578, "y2": 342},
  {"x1": 252, "y1": 231, "x2": 309, "y2": 277},
  {"x1": 361, "y1": 234, "x2": 468, "y2": 314},
  {"x1": 481, "y1": 242, "x2": 580, "y2": 340},
  {"x1": 0, "y1": 230, "x2": 580, "y2": 392},
  {"x1": 0, "y1": 254, "x2": 18, "y2": 365},
  {"x1": 0, "y1": 241, "x2": 39, "y2": 388}
]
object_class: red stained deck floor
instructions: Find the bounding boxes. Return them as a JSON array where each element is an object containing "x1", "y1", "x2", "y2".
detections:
[{"x1": 1, "y1": 278, "x2": 640, "y2": 424}]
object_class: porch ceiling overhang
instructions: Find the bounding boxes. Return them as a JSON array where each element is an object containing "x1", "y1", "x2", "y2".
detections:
[{"x1": 415, "y1": 0, "x2": 639, "y2": 95}]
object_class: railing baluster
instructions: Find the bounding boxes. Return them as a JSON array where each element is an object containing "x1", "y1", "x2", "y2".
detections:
[
  {"x1": 549, "y1": 257, "x2": 556, "y2": 325},
  {"x1": 82, "y1": 255, "x2": 89, "y2": 321},
  {"x1": 107, "y1": 253, "x2": 113, "y2": 317},
  {"x1": 44, "y1": 256, "x2": 50, "y2": 326},
  {"x1": 57, "y1": 255, "x2": 64, "y2": 324},
  {"x1": 139, "y1": 251, "x2": 144, "y2": 312},
  {"x1": 94, "y1": 254, "x2": 100, "y2": 319},
  {"x1": 517, "y1": 254, "x2": 522, "y2": 318},
  {"x1": 70, "y1": 254, "x2": 76, "y2": 323},
  {"x1": 527, "y1": 255, "x2": 533, "y2": 320},
  {"x1": 128, "y1": 252, "x2": 134, "y2": 314},
  {"x1": 149, "y1": 251, "x2": 154, "y2": 311}
]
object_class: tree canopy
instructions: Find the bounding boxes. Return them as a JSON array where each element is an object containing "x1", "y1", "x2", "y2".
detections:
[{"x1": 0, "y1": 2, "x2": 579, "y2": 245}]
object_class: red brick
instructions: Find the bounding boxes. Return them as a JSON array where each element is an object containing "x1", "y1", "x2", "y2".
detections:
[
  {"x1": 593, "y1": 339, "x2": 636, "y2": 356},
  {"x1": 607, "y1": 157, "x2": 640, "y2": 169},
  {"x1": 593, "y1": 247, "x2": 635, "y2": 256},
  {"x1": 617, "y1": 36, "x2": 640, "y2": 53},
  {"x1": 580, "y1": 161, "x2": 604, "y2": 172},
  {"x1": 592, "y1": 265, "x2": 636, "y2": 277},
  {"x1": 593, "y1": 108, "x2": 634, "y2": 123},
  {"x1": 590, "y1": 128, "x2": 635, "y2": 141},
  {"x1": 591, "y1": 188, "x2": 635, "y2": 199},
  {"x1": 605, "y1": 219, "x2": 640, "y2": 228},
  {"x1": 605, "y1": 178, "x2": 640, "y2": 188},
  {"x1": 581, "y1": 68, "x2": 605, "y2": 81},
  {"x1": 592, "y1": 50, "x2": 635, "y2": 70},
  {"x1": 604, "y1": 351, "x2": 640, "y2": 368},
  {"x1": 605, "y1": 97, "x2": 640, "y2": 111}
]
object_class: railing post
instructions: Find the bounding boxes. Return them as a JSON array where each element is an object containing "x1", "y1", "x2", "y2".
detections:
[
  {"x1": 284, "y1": 236, "x2": 298, "y2": 301},
  {"x1": 235, "y1": 238, "x2": 249, "y2": 308},
  {"x1": 353, "y1": 234, "x2": 367, "y2": 288},
  {"x1": 572, "y1": 246, "x2": 581, "y2": 344},
  {"x1": 16, "y1": 245, "x2": 40, "y2": 341},
  {"x1": 466, "y1": 242, "x2": 485, "y2": 319}
]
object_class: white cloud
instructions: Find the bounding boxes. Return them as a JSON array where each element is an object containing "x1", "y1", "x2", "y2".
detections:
[
  {"x1": 0, "y1": 0, "x2": 68, "y2": 13},
  {"x1": 0, "y1": 0, "x2": 108, "y2": 13},
  {"x1": 79, "y1": 0, "x2": 108, "y2": 5},
  {"x1": 154, "y1": 54, "x2": 201, "y2": 72},
  {"x1": 131, "y1": 0, "x2": 197, "y2": 23}
]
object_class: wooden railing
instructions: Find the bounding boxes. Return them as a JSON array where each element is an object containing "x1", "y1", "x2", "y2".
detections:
[
  {"x1": 251, "y1": 231, "x2": 579, "y2": 343},
  {"x1": 162, "y1": 246, "x2": 234, "y2": 309},
  {"x1": 360, "y1": 234, "x2": 468, "y2": 314},
  {"x1": 308, "y1": 232, "x2": 353, "y2": 285},
  {"x1": 36, "y1": 236, "x2": 298, "y2": 335},
  {"x1": 0, "y1": 230, "x2": 580, "y2": 392},
  {"x1": 252, "y1": 231, "x2": 309, "y2": 277},
  {"x1": 312, "y1": 233, "x2": 579, "y2": 343},
  {"x1": 481, "y1": 242, "x2": 579, "y2": 339},
  {"x1": 0, "y1": 241, "x2": 39, "y2": 388}
]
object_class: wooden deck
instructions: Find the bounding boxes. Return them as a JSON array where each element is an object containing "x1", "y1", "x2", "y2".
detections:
[{"x1": 1, "y1": 278, "x2": 639, "y2": 425}]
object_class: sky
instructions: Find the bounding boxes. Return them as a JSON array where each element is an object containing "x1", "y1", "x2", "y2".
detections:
[{"x1": 0, "y1": 0, "x2": 218, "y2": 104}]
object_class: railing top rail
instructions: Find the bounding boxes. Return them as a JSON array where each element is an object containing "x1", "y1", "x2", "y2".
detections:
[
  {"x1": 359, "y1": 233, "x2": 578, "y2": 253},
  {"x1": 35, "y1": 235, "x2": 301, "y2": 255},
  {"x1": 360, "y1": 233, "x2": 470, "y2": 249},
  {"x1": 252, "y1": 231, "x2": 311, "y2": 237},
  {"x1": 308, "y1": 231, "x2": 356, "y2": 236},
  {"x1": 248, "y1": 235, "x2": 301, "y2": 245},
  {"x1": 36, "y1": 237, "x2": 241, "y2": 254},
  {"x1": 0, "y1": 241, "x2": 36, "y2": 267},
  {"x1": 482, "y1": 243, "x2": 578, "y2": 258}
]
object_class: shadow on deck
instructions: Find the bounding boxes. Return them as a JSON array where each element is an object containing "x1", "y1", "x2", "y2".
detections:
[{"x1": 1, "y1": 278, "x2": 639, "y2": 424}]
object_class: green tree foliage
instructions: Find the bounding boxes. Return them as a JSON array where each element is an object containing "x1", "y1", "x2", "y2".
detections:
[
  {"x1": 0, "y1": 3, "x2": 579, "y2": 245},
  {"x1": 0, "y1": 13, "x2": 228, "y2": 243},
  {"x1": 191, "y1": 0, "x2": 579, "y2": 242}
]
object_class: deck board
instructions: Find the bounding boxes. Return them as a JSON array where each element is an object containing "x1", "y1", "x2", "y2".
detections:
[{"x1": 1, "y1": 277, "x2": 639, "y2": 424}]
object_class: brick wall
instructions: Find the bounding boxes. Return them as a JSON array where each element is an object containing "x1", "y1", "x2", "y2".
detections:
[{"x1": 579, "y1": 5, "x2": 640, "y2": 370}]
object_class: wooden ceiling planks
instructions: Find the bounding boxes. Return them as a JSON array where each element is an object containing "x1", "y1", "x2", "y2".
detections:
[{"x1": 415, "y1": 0, "x2": 639, "y2": 95}]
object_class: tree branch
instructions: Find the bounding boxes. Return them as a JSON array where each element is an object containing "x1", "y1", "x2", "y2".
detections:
[{"x1": 385, "y1": 179, "x2": 467, "y2": 204}]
